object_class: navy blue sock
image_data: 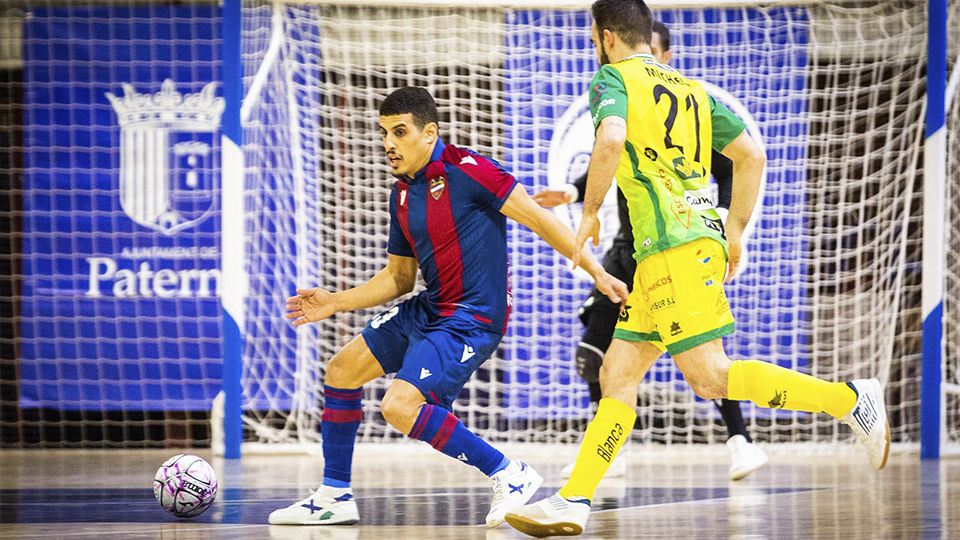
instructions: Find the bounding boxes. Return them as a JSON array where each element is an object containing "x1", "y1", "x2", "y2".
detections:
[
  {"x1": 408, "y1": 404, "x2": 508, "y2": 476},
  {"x1": 321, "y1": 385, "x2": 363, "y2": 488},
  {"x1": 715, "y1": 399, "x2": 751, "y2": 442}
]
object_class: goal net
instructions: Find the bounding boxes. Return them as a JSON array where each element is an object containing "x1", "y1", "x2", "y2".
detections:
[{"x1": 236, "y1": 0, "x2": 955, "y2": 450}]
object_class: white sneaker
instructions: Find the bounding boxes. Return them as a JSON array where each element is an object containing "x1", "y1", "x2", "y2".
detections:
[
  {"x1": 726, "y1": 434, "x2": 768, "y2": 481},
  {"x1": 505, "y1": 492, "x2": 591, "y2": 537},
  {"x1": 268, "y1": 486, "x2": 360, "y2": 525},
  {"x1": 559, "y1": 453, "x2": 626, "y2": 480},
  {"x1": 486, "y1": 460, "x2": 543, "y2": 528},
  {"x1": 840, "y1": 378, "x2": 891, "y2": 470}
]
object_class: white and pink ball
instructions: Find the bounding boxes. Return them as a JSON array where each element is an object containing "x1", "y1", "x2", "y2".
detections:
[{"x1": 153, "y1": 454, "x2": 218, "y2": 518}]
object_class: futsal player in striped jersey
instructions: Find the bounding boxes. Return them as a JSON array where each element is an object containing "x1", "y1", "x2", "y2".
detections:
[
  {"x1": 268, "y1": 87, "x2": 629, "y2": 528},
  {"x1": 533, "y1": 20, "x2": 768, "y2": 483},
  {"x1": 507, "y1": 1, "x2": 890, "y2": 536}
]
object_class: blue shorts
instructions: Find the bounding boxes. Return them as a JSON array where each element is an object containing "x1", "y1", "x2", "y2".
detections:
[{"x1": 361, "y1": 293, "x2": 503, "y2": 411}]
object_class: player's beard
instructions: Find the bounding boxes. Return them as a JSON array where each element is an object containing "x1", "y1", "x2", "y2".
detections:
[{"x1": 599, "y1": 39, "x2": 610, "y2": 66}]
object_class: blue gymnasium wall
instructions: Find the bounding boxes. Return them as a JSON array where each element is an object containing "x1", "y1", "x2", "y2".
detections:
[
  {"x1": 20, "y1": 7, "x2": 223, "y2": 411},
  {"x1": 501, "y1": 8, "x2": 810, "y2": 417}
]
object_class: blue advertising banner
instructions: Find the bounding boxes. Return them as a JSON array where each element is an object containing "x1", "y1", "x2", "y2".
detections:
[
  {"x1": 501, "y1": 8, "x2": 810, "y2": 418},
  {"x1": 20, "y1": 7, "x2": 223, "y2": 411}
]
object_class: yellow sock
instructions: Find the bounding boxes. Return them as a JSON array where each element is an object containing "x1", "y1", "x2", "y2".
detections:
[
  {"x1": 559, "y1": 398, "x2": 635, "y2": 502},
  {"x1": 727, "y1": 360, "x2": 857, "y2": 419}
]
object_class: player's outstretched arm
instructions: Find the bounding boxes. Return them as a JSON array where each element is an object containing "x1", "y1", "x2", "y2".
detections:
[
  {"x1": 530, "y1": 171, "x2": 585, "y2": 208},
  {"x1": 531, "y1": 187, "x2": 576, "y2": 208},
  {"x1": 718, "y1": 131, "x2": 765, "y2": 282},
  {"x1": 286, "y1": 254, "x2": 418, "y2": 326},
  {"x1": 573, "y1": 116, "x2": 626, "y2": 269},
  {"x1": 500, "y1": 184, "x2": 628, "y2": 305}
]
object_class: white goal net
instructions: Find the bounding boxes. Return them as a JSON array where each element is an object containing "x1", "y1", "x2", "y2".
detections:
[
  {"x1": 236, "y1": 0, "x2": 947, "y2": 450},
  {"x1": 2, "y1": 0, "x2": 955, "y2": 452}
]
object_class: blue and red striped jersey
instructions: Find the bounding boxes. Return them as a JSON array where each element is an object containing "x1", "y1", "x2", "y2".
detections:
[{"x1": 387, "y1": 139, "x2": 518, "y2": 333}]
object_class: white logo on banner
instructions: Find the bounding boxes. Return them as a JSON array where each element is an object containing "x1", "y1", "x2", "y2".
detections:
[{"x1": 106, "y1": 79, "x2": 225, "y2": 236}]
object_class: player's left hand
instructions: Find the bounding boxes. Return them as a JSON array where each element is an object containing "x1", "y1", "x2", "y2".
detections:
[
  {"x1": 286, "y1": 287, "x2": 337, "y2": 325},
  {"x1": 594, "y1": 271, "x2": 629, "y2": 308},
  {"x1": 572, "y1": 213, "x2": 601, "y2": 270}
]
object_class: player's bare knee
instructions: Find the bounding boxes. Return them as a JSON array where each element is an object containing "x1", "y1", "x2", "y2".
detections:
[
  {"x1": 379, "y1": 391, "x2": 408, "y2": 429},
  {"x1": 381, "y1": 384, "x2": 424, "y2": 433},
  {"x1": 685, "y1": 372, "x2": 725, "y2": 400},
  {"x1": 599, "y1": 361, "x2": 635, "y2": 396},
  {"x1": 324, "y1": 353, "x2": 350, "y2": 387}
]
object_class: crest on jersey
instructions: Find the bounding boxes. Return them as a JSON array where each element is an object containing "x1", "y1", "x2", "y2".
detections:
[
  {"x1": 429, "y1": 176, "x2": 446, "y2": 200},
  {"x1": 106, "y1": 79, "x2": 224, "y2": 235}
]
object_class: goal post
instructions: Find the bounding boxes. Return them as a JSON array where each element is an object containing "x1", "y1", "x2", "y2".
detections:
[
  {"x1": 222, "y1": 0, "x2": 954, "y2": 458},
  {"x1": 222, "y1": 0, "x2": 245, "y2": 460}
]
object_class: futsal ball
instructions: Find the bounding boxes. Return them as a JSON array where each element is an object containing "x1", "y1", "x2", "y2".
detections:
[{"x1": 153, "y1": 454, "x2": 218, "y2": 518}]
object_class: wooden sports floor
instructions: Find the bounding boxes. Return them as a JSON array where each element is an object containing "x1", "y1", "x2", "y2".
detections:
[{"x1": 1, "y1": 445, "x2": 957, "y2": 539}]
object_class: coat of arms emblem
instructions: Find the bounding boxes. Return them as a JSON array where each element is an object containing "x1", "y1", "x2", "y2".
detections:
[
  {"x1": 430, "y1": 176, "x2": 446, "y2": 200},
  {"x1": 106, "y1": 79, "x2": 225, "y2": 235}
]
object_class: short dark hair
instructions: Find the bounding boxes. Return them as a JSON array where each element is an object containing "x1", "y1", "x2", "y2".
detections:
[
  {"x1": 591, "y1": 0, "x2": 653, "y2": 49},
  {"x1": 652, "y1": 21, "x2": 670, "y2": 51},
  {"x1": 379, "y1": 86, "x2": 439, "y2": 131}
]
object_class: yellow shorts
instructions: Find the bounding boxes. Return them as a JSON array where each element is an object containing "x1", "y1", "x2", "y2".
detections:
[{"x1": 612, "y1": 237, "x2": 735, "y2": 355}]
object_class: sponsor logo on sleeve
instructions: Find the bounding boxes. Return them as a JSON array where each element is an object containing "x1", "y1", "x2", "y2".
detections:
[{"x1": 590, "y1": 81, "x2": 608, "y2": 105}]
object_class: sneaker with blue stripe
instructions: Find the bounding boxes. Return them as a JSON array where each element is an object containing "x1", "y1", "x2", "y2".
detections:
[
  {"x1": 505, "y1": 491, "x2": 591, "y2": 537},
  {"x1": 486, "y1": 460, "x2": 543, "y2": 527},
  {"x1": 268, "y1": 486, "x2": 360, "y2": 525},
  {"x1": 841, "y1": 378, "x2": 890, "y2": 470}
]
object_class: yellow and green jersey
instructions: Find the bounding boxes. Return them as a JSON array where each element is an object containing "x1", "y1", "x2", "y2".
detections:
[{"x1": 589, "y1": 53, "x2": 746, "y2": 263}]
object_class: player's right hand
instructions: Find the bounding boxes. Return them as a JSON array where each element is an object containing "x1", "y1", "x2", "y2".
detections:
[
  {"x1": 595, "y1": 271, "x2": 629, "y2": 309},
  {"x1": 724, "y1": 228, "x2": 743, "y2": 283},
  {"x1": 532, "y1": 189, "x2": 574, "y2": 208},
  {"x1": 286, "y1": 288, "x2": 337, "y2": 325},
  {"x1": 571, "y1": 214, "x2": 601, "y2": 270}
]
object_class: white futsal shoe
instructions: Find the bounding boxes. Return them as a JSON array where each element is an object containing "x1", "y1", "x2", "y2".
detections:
[
  {"x1": 486, "y1": 460, "x2": 543, "y2": 528},
  {"x1": 841, "y1": 378, "x2": 891, "y2": 470},
  {"x1": 268, "y1": 486, "x2": 360, "y2": 525},
  {"x1": 726, "y1": 435, "x2": 768, "y2": 481},
  {"x1": 559, "y1": 453, "x2": 626, "y2": 480},
  {"x1": 505, "y1": 491, "x2": 591, "y2": 537}
]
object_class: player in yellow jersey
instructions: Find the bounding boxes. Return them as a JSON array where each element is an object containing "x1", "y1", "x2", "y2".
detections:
[{"x1": 506, "y1": 1, "x2": 890, "y2": 536}]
